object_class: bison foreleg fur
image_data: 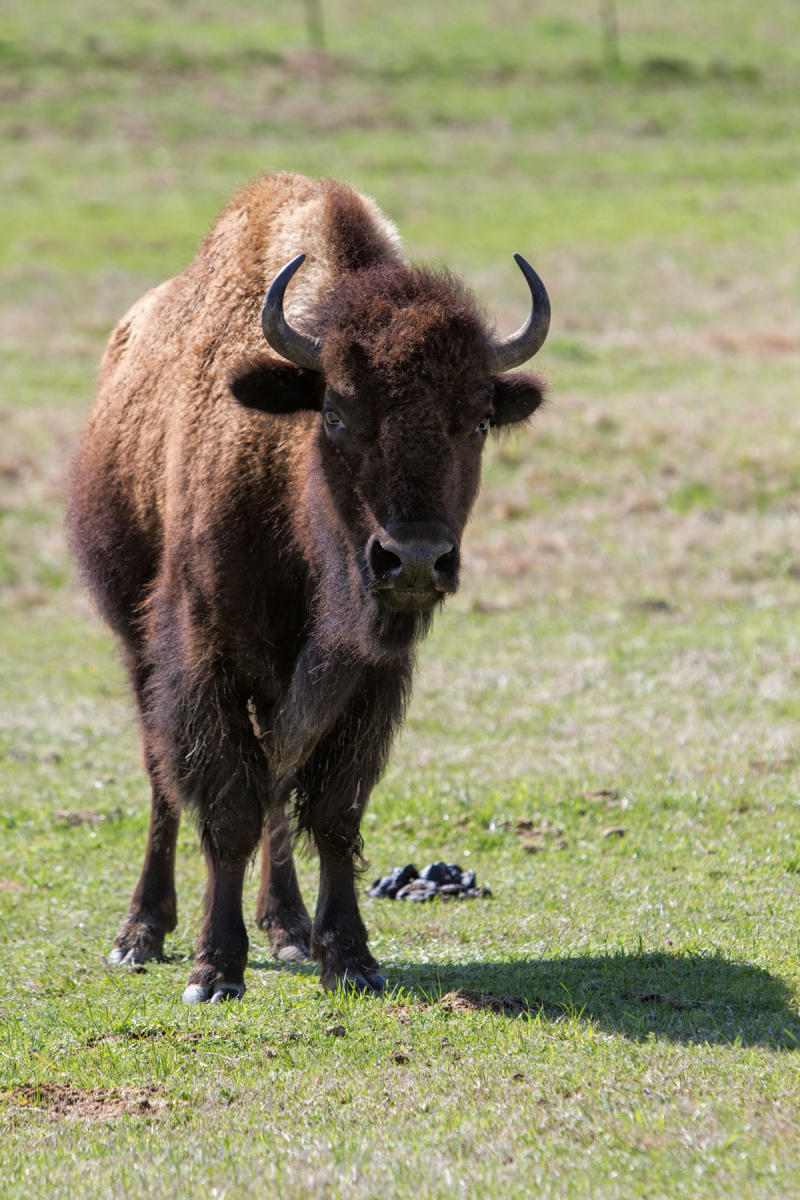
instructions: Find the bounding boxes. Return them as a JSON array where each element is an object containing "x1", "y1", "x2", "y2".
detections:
[
  {"x1": 108, "y1": 775, "x2": 179, "y2": 966},
  {"x1": 312, "y1": 828, "x2": 386, "y2": 994},
  {"x1": 109, "y1": 654, "x2": 180, "y2": 967},
  {"x1": 182, "y1": 851, "x2": 255, "y2": 1004},
  {"x1": 295, "y1": 666, "x2": 409, "y2": 993}
]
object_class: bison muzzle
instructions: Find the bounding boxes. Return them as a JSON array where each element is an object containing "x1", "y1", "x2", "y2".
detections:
[{"x1": 67, "y1": 172, "x2": 550, "y2": 1001}]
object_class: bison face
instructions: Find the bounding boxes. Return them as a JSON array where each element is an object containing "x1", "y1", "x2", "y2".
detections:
[
  {"x1": 315, "y1": 367, "x2": 536, "y2": 655},
  {"x1": 230, "y1": 358, "x2": 543, "y2": 653},
  {"x1": 229, "y1": 257, "x2": 548, "y2": 652},
  {"x1": 316, "y1": 379, "x2": 489, "y2": 616}
]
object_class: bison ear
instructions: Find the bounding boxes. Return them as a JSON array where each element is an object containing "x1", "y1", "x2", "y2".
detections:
[
  {"x1": 228, "y1": 355, "x2": 325, "y2": 414},
  {"x1": 491, "y1": 371, "x2": 545, "y2": 428}
]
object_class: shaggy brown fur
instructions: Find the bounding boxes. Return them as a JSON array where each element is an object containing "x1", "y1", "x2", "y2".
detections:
[{"x1": 67, "y1": 172, "x2": 547, "y2": 1000}]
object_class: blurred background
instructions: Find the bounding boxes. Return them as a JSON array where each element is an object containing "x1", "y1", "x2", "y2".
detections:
[{"x1": 2, "y1": 0, "x2": 800, "y2": 831}]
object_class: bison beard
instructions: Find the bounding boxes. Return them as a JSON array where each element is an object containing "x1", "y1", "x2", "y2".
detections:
[{"x1": 67, "y1": 172, "x2": 550, "y2": 1001}]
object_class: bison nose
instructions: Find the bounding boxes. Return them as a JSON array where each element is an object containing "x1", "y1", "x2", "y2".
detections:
[{"x1": 369, "y1": 525, "x2": 459, "y2": 594}]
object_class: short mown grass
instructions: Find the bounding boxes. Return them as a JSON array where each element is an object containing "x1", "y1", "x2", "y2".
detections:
[{"x1": 2, "y1": 2, "x2": 800, "y2": 1196}]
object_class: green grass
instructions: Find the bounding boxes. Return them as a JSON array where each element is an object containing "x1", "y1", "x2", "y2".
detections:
[{"x1": 3, "y1": 1, "x2": 800, "y2": 1196}]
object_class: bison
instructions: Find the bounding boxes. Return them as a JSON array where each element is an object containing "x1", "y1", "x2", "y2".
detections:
[{"x1": 67, "y1": 171, "x2": 550, "y2": 1002}]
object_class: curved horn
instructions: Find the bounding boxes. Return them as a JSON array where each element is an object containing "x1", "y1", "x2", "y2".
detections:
[
  {"x1": 488, "y1": 253, "x2": 551, "y2": 373},
  {"x1": 260, "y1": 253, "x2": 323, "y2": 371}
]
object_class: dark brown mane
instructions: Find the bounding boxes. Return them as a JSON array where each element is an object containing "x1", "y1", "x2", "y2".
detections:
[
  {"x1": 324, "y1": 181, "x2": 397, "y2": 272},
  {"x1": 320, "y1": 262, "x2": 491, "y2": 388}
]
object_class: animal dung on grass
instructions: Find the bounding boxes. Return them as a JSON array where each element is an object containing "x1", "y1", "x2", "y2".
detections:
[
  {"x1": 369, "y1": 861, "x2": 492, "y2": 900},
  {"x1": 67, "y1": 171, "x2": 550, "y2": 1003}
]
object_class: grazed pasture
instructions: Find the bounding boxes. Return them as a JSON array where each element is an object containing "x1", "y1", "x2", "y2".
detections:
[{"x1": 2, "y1": 2, "x2": 800, "y2": 1196}]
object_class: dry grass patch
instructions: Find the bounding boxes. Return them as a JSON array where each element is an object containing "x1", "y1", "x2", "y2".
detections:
[
  {"x1": 1, "y1": 1084, "x2": 168, "y2": 1121},
  {"x1": 438, "y1": 989, "x2": 534, "y2": 1016}
]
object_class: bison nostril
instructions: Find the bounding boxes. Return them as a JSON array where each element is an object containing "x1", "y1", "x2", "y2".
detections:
[
  {"x1": 370, "y1": 527, "x2": 459, "y2": 594},
  {"x1": 434, "y1": 547, "x2": 458, "y2": 584},
  {"x1": 370, "y1": 539, "x2": 403, "y2": 579}
]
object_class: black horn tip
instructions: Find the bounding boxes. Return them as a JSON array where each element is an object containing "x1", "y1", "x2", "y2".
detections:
[
  {"x1": 261, "y1": 254, "x2": 323, "y2": 372},
  {"x1": 513, "y1": 253, "x2": 549, "y2": 302},
  {"x1": 487, "y1": 253, "x2": 551, "y2": 373},
  {"x1": 263, "y1": 253, "x2": 307, "y2": 311}
]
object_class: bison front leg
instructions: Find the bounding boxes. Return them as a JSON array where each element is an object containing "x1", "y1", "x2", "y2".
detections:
[
  {"x1": 182, "y1": 792, "x2": 265, "y2": 1004},
  {"x1": 108, "y1": 753, "x2": 179, "y2": 966},
  {"x1": 298, "y1": 667, "x2": 408, "y2": 994},
  {"x1": 268, "y1": 649, "x2": 408, "y2": 993},
  {"x1": 312, "y1": 821, "x2": 386, "y2": 994},
  {"x1": 108, "y1": 654, "x2": 181, "y2": 966},
  {"x1": 182, "y1": 853, "x2": 252, "y2": 1004},
  {"x1": 254, "y1": 803, "x2": 312, "y2": 963}
]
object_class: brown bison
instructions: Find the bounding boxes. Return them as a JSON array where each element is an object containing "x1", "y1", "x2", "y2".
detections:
[{"x1": 68, "y1": 172, "x2": 550, "y2": 1001}]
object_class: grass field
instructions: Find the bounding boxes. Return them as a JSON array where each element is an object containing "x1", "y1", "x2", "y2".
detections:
[{"x1": 2, "y1": 2, "x2": 800, "y2": 1195}]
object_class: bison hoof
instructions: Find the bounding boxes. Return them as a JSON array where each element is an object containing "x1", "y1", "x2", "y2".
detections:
[
  {"x1": 107, "y1": 919, "x2": 166, "y2": 966},
  {"x1": 276, "y1": 942, "x2": 312, "y2": 964},
  {"x1": 211, "y1": 983, "x2": 245, "y2": 1003},
  {"x1": 261, "y1": 916, "x2": 313, "y2": 964},
  {"x1": 182, "y1": 981, "x2": 245, "y2": 1005},
  {"x1": 182, "y1": 983, "x2": 210, "y2": 1005},
  {"x1": 322, "y1": 968, "x2": 387, "y2": 995},
  {"x1": 108, "y1": 946, "x2": 139, "y2": 966},
  {"x1": 107, "y1": 940, "x2": 161, "y2": 966}
]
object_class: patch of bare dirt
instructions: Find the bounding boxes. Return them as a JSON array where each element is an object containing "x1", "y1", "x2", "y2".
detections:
[
  {"x1": 2, "y1": 1084, "x2": 167, "y2": 1121},
  {"x1": 383, "y1": 1004, "x2": 415, "y2": 1022},
  {"x1": 53, "y1": 808, "x2": 122, "y2": 827},
  {"x1": 515, "y1": 819, "x2": 567, "y2": 853},
  {"x1": 749, "y1": 757, "x2": 798, "y2": 775},
  {"x1": 704, "y1": 327, "x2": 800, "y2": 357},
  {"x1": 85, "y1": 1028, "x2": 202, "y2": 1047},
  {"x1": 584, "y1": 788, "x2": 621, "y2": 804},
  {"x1": 438, "y1": 989, "x2": 537, "y2": 1016}
]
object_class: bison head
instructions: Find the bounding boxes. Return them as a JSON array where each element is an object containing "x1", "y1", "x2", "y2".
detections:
[{"x1": 230, "y1": 255, "x2": 549, "y2": 654}]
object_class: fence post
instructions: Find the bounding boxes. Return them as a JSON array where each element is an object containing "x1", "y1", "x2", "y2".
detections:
[
  {"x1": 599, "y1": 0, "x2": 620, "y2": 69},
  {"x1": 304, "y1": 0, "x2": 325, "y2": 50}
]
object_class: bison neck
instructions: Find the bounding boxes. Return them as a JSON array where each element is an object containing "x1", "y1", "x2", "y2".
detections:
[{"x1": 267, "y1": 637, "x2": 410, "y2": 776}]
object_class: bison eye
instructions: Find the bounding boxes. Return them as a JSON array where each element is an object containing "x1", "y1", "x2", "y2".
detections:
[
  {"x1": 323, "y1": 408, "x2": 345, "y2": 430},
  {"x1": 474, "y1": 414, "x2": 492, "y2": 437}
]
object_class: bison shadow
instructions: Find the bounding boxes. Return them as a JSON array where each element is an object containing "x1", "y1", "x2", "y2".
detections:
[{"x1": 373, "y1": 951, "x2": 800, "y2": 1048}]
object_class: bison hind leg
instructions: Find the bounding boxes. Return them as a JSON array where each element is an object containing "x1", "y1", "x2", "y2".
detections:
[{"x1": 254, "y1": 803, "x2": 313, "y2": 964}]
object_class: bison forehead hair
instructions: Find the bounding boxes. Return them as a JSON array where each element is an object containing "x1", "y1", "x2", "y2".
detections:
[{"x1": 319, "y1": 262, "x2": 492, "y2": 392}]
